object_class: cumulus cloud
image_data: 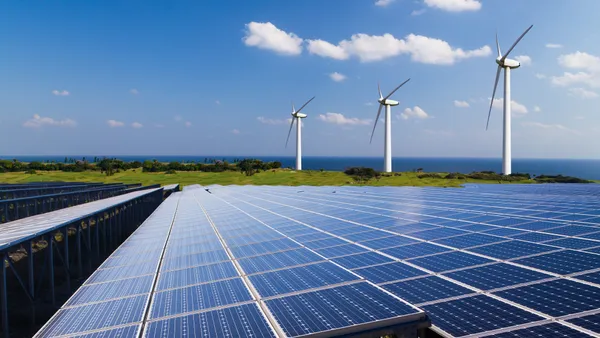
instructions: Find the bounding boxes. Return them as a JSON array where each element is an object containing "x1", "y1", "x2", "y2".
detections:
[
  {"x1": 257, "y1": 116, "x2": 288, "y2": 125},
  {"x1": 318, "y1": 112, "x2": 371, "y2": 125},
  {"x1": 310, "y1": 32, "x2": 490, "y2": 64},
  {"x1": 243, "y1": 22, "x2": 303, "y2": 55},
  {"x1": 400, "y1": 106, "x2": 430, "y2": 120},
  {"x1": 424, "y1": 0, "x2": 482, "y2": 12},
  {"x1": 329, "y1": 72, "x2": 347, "y2": 82},
  {"x1": 107, "y1": 120, "x2": 125, "y2": 127},
  {"x1": 23, "y1": 114, "x2": 77, "y2": 128},
  {"x1": 52, "y1": 90, "x2": 70, "y2": 96},
  {"x1": 515, "y1": 55, "x2": 532, "y2": 66},
  {"x1": 454, "y1": 100, "x2": 470, "y2": 108},
  {"x1": 569, "y1": 87, "x2": 599, "y2": 99},
  {"x1": 375, "y1": 0, "x2": 395, "y2": 6},
  {"x1": 306, "y1": 40, "x2": 350, "y2": 60},
  {"x1": 546, "y1": 43, "x2": 563, "y2": 49},
  {"x1": 491, "y1": 98, "x2": 528, "y2": 115},
  {"x1": 130, "y1": 89, "x2": 139, "y2": 95},
  {"x1": 551, "y1": 52, "x2": 600, "y2": 88},
  {"x1": 131, "y1": 122, "x2": 143, "y2": 128},
  {"x1": 185, "y1": 121, "x2": 192, "y2": 127},
  {"x1": 533, "y1": 106, "x2": 541, "y2": 112},
  {"x1": 411, "y1": 9, "x2": 427, "y2": 16},
  {"x1": 521, "y1": 122, "x2": 578, "y2": 134},
  {"x1": 535, "y1": 73, "x2": 547, "y2": 79}
]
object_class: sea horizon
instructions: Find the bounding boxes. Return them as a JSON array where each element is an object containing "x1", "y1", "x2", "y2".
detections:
[{"x1": 2, "y1": 155, "x2": 600, "y2": 180}]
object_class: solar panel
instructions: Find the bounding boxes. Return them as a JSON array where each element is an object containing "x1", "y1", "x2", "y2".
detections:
[
  {"x1": 433, "y1": 233, "x2": 507, "y2": 249},
  {"x1": 381, "y1": 242, "x2": 451, "y2": 260},
  {"x1": 66, "y1": 275, "x2": 154, "y2": 306},
  {"x1": 567, "y1": 313, "x2": 600, "y2": 334},
  {"x1": 467, "y1": 240, "x2": 558, "y2": 259},
  {"x1": 513, "y1": 250, "x2": 600, "y2": 275},
  {"x1": 443, "y1": 263, "x2": 553, "y2": 290},
  {"x1": 408, "y1": 251, "x2": 493, "y2": 273},
  {"x1": 331, "y1": 251, "x2": 394, "y2": 269},
  {"x1": 314, "y1": 243, "x2": 369, "y2": 258},
  {"x1": 353, "y1": 261, "x2": 428, "y2": 284},
  {"x1": 382, "y1": 276, "x2": 475, "y2": 304},
  {"x1": 481, "y1": 322, "x2": 594, "y2": 337}
]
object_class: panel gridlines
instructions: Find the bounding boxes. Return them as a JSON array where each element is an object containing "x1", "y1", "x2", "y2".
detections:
[{"x1": 36, "y1": 183, "x2": 600, "y2": 337}]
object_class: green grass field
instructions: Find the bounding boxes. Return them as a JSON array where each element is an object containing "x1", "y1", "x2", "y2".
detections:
[{"x1": 0, "y1": 169, "x2": 539, "y2": 187}]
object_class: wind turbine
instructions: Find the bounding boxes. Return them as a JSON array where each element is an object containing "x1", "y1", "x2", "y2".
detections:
[
  {"x1": 370, "y1": 79, "x2": 410, "y2": 173},
  {"x1": 486, "y1": 25, "x2": 533, "y2": 175},
  {"x1": 286, "y1": 96, "x2": 315, "y2": 171}
]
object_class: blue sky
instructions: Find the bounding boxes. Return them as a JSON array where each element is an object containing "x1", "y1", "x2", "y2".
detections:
[{"x1": 1, "y1": 0, "x2": 599, "y2": 158}]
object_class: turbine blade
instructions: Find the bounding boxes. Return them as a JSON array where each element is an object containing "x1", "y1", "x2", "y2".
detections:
[
  {"x1": 370, "y1": 104, "x2": 384, "y2": 144},
  {"x1": 486, "y1": 66, "x2": 502, "y2": 130},
  {"x1": 495, "y1": 32, "x2": 502, "y2": 57},
  {"x1": 296, "y1": 96, "x2": 315, "y2": 113},
  {"x1": 378, "y1": 82, "x2": 383, "y2": 99},
  {"x1": 501, "y1": 25, "x2": 533, "y2": 60},
  {"x1": 384, "y1": 78, "x2": 411, "y2": 100},
  {"x1": 291, "y1": 101, "x2": 295, "y2": 113},
  {"x1": 285, "y1": 117, "x2": 295, "y2": 148}
]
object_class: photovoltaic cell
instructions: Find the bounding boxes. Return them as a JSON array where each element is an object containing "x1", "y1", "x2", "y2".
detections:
[
  {"x1": 67, "y1": 275, "x2": 154, "y2": 306},
  {"x1": 513, "y1": 250, "x2": 600, "y2": 275},
  {"x1": 444, "y1": 263, "x2": 552, "y2": 290},
  {"x1": 144, "y1": 303, "x2": 276, "y2": 338},
  {"x1": 360, "y1": 235, "x2": 418, "y2": 249},
  {"x1": 353, "y1": 262, "x2": 428, "y2": 284},
  {"x1": 238, "y1": 248, "x2": 323, "y2": 274},
  {"x1": 67, "y1": 324, "x2": 141, "y2": 338},
  {"x1": 265, "y1": 282, "x2": 420, "y2": 337},
  {"x1": 481, "y1": 322, "x2": 593, "y2": 337},
  {"x1": 331, "y1": 251, "x2": 394, "y2": 269},
  {"x1": 156, "y1": 261, "x2": 239, "y2": 291},
  {"x1": 408, "y1": 251, "x2": 493, "y2": 273},
  {"x1": 422, "y1": 295, "x2": 544, "y2": 337},
  {"x1": 567, "y1": 313, "x2": 600, "y2": 334},
  {"x1": 433, "y1": 233, "x2": 507, "y2": 249},
  {"x1": 314, "y1": 243, "x2": 368, "y2": 258},
  {"x1": 468, "y1": 240, "x2": 558, "y2": 260},
  {"x1": 383, "y1": 276, "x2": 475, "y2": 304},
  {"x1": 381, "y1": 242, "x2": 451, "y2": 260}
]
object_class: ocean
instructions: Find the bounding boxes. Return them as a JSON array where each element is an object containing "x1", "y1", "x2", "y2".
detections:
[{"x1": 2, "y1": 156, "x2": 600, "y2": 180}]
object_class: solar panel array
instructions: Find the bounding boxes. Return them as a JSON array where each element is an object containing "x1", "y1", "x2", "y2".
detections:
[{"x1": 36, "y1": 183, "x2": 600, "y2": 337}]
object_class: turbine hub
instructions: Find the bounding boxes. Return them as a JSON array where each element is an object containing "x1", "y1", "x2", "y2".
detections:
[
  {"x1": 379, "y1": 99, "x2": 400, "y2": 106},
  {"x1": 496, "y1": 56, "x2": 521, "y2": 69}
]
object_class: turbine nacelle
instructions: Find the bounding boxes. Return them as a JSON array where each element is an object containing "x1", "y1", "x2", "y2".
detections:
[
  {"x1": 285, "y1": 96, "x2": 315, "y2": 149},
  {"x1": 496, "y1": 56, "x2": 520, "y2": 69},
  {"x1": 378, "y1": 98, "x2": 399, "y2": 106},
  {"x1": 292, "y1": 112, "x2": 307, "y2": 118}
]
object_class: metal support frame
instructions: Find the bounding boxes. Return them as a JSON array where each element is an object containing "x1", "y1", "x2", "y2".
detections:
[{"x1": 0, "y1": 188, "x2": 163, "y2": 337}]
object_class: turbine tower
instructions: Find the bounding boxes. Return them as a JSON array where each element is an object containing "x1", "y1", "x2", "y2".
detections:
[
  {"x1": 286, "y1": 96, "x2": 315, "y2": 171},
  {"x1": 486, "y1": 25, "x2": 533, "y2": 175},
  {"x1": 370, "y1": 79, "x2": 410, "y2": 173}
]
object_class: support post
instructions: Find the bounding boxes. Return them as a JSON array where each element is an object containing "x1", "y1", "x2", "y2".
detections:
[
  {"x1": 384, "y1": 104, "x2": 392, "y2": 173},
  {"x1": 503, "y1": 67, "x2": 512, "y2": 175},
  {"x1": 1, "y1": 253, "x2": 9, "y2": 338}
]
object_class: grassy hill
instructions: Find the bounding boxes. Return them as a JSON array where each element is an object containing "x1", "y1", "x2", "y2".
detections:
[{"x1": 0, "y1": 169, "x2": 541, "y2": 188}]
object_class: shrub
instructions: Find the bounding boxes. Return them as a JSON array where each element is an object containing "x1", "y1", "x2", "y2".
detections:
[
  {"x1": 24, "y1": 169, "x2": 37, "y2": 174},
  {"x1": 165, "y1": 169, "x2": 177, "y2": 175}
]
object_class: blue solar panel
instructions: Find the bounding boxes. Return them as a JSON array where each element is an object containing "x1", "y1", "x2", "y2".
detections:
[
  {"x1": 383, "y1": 276, "x2": 475, "y2": 304},
  {"x1": 238, "y1": 248, "x2": 323, "y2": 274},
  {"x1": 513, "y1": 250, "x2": 600, "y2": 275},
  {"x1": 144, "y1": 303, "x2": 276, "y2": 338},
  {"x1": 249, "y1": 262, "x2": 359, "y2": 297},
  {"x1": 160, "y1": 249, "x2": 230, "y2": 271},
  {"x1": 156, "y1": 261, "x2": 240, "y2": 291},
  {"x1": 422, "y1": 295, "x2": 544, "y2": 337},
  {"x1": 150, "y1": 278, "x2": 253, "y2": 319},
  {"x1": 483, "y1": 228, "x2": 528, "y2": 237},
  {"x1": 165, "y1": 240, "x2": 225, "y2": 257},
  {"x1": 37, "y1": 295, "x2": 148, "y2": 336},
  {"x1": 433, "y1": 233, "x2": 507, "y2": 249},
  {"x1": 265, "y1": 282, "x2": 420, "y2": 337},
  {"x1": 567, "y1": 313, "x2": 600, "y2": 334},
  {"x1": 458, "y1": 224, "x2": 498, "y2": 232},
  {"x1": 543, "y1": 225, "x2": 599, "y2": 236},
  {"x1": 302, "y1": 237, "x2": 348, "y2": 250},
  {"x1": 444, "y1": 263, "x2": 552, "y2": 290},
  {"x1": 468, "y1": 240, "x2": 558, "y2": 259},
  {"x1": 511, "y1": 232, "x2": 564, "y2": 243},
  {"x1": 545, "y1": 238, "x2": 600, "y2": 249},
  {"x1": 229, "y1": 238, "x2": 300, "y2": 258},
  {"x1": 360, "y1": 235, "x2": 418, "y2": 249},
  {"x1": 67, "y1": 275, "x2": 154, "y2": 306},
  {"x1": 332, "y1": 251, "x2": 394, "y2": 269},
  {"x1": 409, "y1": 228, "x2": 469, "y2": 241},
  {"x1": 343, "y1": 229, "x2": 394, "y2": 242},
  {"x1": 66, "y1": 324, "x2": 141, "y2": 338},
  {"x1": 482, "y1": 322, "x2": 594, "y2": 337},
  {"x1": 408, "y1": 251, "x2": 493, "y2": 273},
  {"x1": 381, "y1": 242, "x2": 451, "y2": 259},
  {"x1": 314, "y1": 243, "x2": 369, "y2": 258},
  {"x1": 494, "y1": 279, "x2": 600, "y2": 316},
  {"x1": 353, "y1": 262, "x2": 428, "y2": 284},
  {"x1": 387, "y1": 223, "x2": 440, "y2": 234},
  {"x1": 511, "y1": 221, "x2": 566, "y2": 231},
  {"x1": 574, "y1": 271, "x2": 600, "y2": 284},
  {"x1": 86, "y1": 262, "x2": 158, "y2": 284}
]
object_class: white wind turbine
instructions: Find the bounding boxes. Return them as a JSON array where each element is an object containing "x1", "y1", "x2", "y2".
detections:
[
  {"x1": 486, "y1": 25, "x2": 533, "y2": 175},
  {"x1": 286, "y1": 96, "x2": 315, "y2": 171},
  {"x1": 370, "y1": 79, "x2": 410, "y2": 173}
]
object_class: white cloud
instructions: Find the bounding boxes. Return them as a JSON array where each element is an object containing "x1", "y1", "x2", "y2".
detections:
[
  {"x1": 533, "y1": 106, "x2": 541, "y2": 112},
  {"x1": 306, "y1": 39, "x2": 350, "y2": 60},
  {"x1": 23, "y1": 114, "x2": 77, "y2": 128},
  {"x1": 131, "y1": 122, "x2": 143, "y2": 128},
  {"x1": 375, "y1": 0, "x2": 395, "y2": 6},
  {"x1": 318, "y1": 112, "x2": 371, "y2": 125},
  {"x1": 569, "y1": 87, "x2": 599, "y2": 99},
  {"x1": 185, "y1": 121, "x2": 192, "y2": 127},
  {"x1": 411, "y1": 9, "x2": 427, "y2": 16},
  {"x1": 515, "y1": 55, "x2": 532, "y2": 66},
  {"x1": 52, "y1": 90, "x2": 69, "y2": 96},
  {"x1": 551, "y1": 52, "x2": 600, "y2": 88},
  {"x1": 329, "y1": 72, "x2": 347, "y2": 82},
  {"x1": 454, "y1": 100, "x2": 470, "y2": 108},
  {"x1": 535, "y1": 73, "x2": 547, "y2": 79},
  {"x1": 107, "y1": 120, "x2": 125, "y2": 127},
  {"x1": 400, "y1": 106, "x2": 430, "y2": 120},
  {"x1": 521, "y1": 122, "x2": 578, "y2": 134},
  {"x1": 546, "y1": 43, "x2": 563, "y2": 49},
  {"x1": 129, "y1": 89, "x2": 139, "y2": 95},
  {"x1": 313, "y1": 32, "x2": 490, "y2": 64},
  {"x1": 365, "y1": 102, "x2": 374, "y2": 106},
  {"x1": 424, "y1": 0, "x2": 482, "y2": 12},
  {"x1": 491, "y1": 98, "x2": 528, "y2": 114},
  {"x1": 231, "y1": 129, "x2": 240, "y2": 134},
  {"x1": 243, "y1": 22, "x2": 303, "y2": 56},
  {"x1": 257, "y1": 116, "x2": 288, "y2": 125}
]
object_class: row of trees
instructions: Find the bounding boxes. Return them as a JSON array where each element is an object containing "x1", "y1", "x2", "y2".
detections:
[{"x1": 0, "y1": 158, "x2": 282, "y2": 174}]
